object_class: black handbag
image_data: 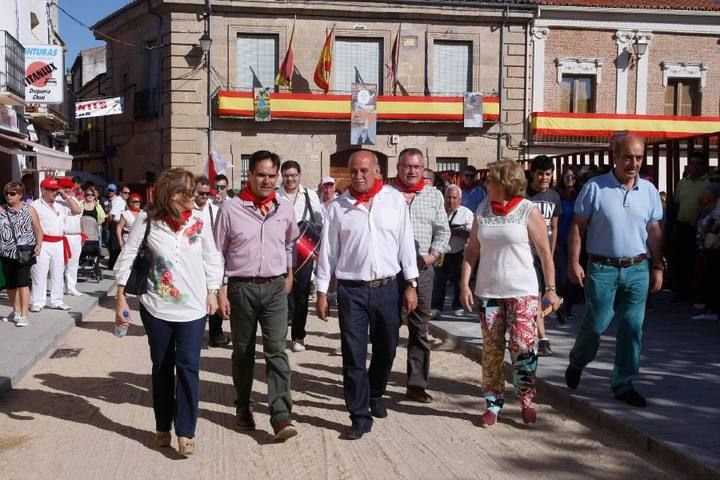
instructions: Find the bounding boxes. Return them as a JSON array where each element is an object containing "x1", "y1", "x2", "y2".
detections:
[
  {"x1": 124, "y1": 217, "x2": 152, "y2": 295},
  {"x1": 6, "y1": 210, "x2": 36, "y2": 266}
]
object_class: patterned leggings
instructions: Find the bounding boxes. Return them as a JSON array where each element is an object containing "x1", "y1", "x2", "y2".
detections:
[{"x1": 479, "y1": 296, "x2": 539, "y2": 413}]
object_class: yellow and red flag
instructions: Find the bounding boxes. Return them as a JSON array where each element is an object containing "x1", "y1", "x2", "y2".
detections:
[
  {"x1": 313, "y1": 28, "x2": 334, "y2": 93},
  {"x1": 275, "y1": 20, "x2": 296, "y2": 89}
]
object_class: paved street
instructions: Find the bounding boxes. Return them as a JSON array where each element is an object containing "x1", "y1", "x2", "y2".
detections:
[{"x1": 0, "y1": 295, "x2": 684, "y2": 480}]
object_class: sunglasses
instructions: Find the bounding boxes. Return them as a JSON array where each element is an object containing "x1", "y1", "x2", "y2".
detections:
[
  {"x1": 214, "y1": 185, "x2": 227, "y2": 190},
  {"x1": 423, "y1": 177, "x2": 433, "y2": 181},
  {"x1": 5, "y1": 191, "x2": 19, "y2": 197},
  {"x1": 196, "y1": 191, "x2": 210, "y2": 197},
  {"x1": 463, "y1": 174, "x2": 474, "y2": 177},
  {"x1": 85, "y1": 193, "x2": 95, "y2": 197},
  {"x1": 121, "y1": 191, "x2": 131, "y2": 195},
  {"x1": 130, "y1": 200, "x2": 141, "y2": 204}
]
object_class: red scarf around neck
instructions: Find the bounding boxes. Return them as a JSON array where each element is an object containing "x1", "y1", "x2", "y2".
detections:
[
  {"x1": 239, "y1": 185, "x2": 276, "y2": 209},
  {"x1": 349, "y1": 179, "x2": 384, "y2": 206},
  {"x1": 164, "y1": 210, "x2": 192, "y2": 232},
  {"x1": 393, "y1": 177, "x2": 424, "y2": 194},
  {"x1": 490, "y1": 196, "x2": 523, "y2": 216}
]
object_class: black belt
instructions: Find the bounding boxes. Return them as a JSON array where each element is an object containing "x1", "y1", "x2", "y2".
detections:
[
  {"x1": 589, "y1": 254, "x2": 647, "y2": 268},
  {"x1": 228, "y1": 275, "x2": 283, "y2": 284},
  {"x1": 339, "y1": 276, "x2": 395, "y2": 288}
]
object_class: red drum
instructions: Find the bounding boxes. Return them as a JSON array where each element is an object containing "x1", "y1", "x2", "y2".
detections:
[{"x1": 294, "y1": 221, "x2": 322, "y2": 271}]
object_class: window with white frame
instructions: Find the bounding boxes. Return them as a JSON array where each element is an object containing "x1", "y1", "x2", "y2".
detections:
[
  {"x1": 433, "y1": 41, "x2": 472, "y2": 96},
  {"x1": 436, "y1": 157, "x2": 467, "y2": 172},
  {"x1": 661, "y1": 62, "x2": 707, "y2": 116},
  {"x1": 236, "y1": 34, "x2": 278, "y2": 91},
  {"x1": 556, "y1": 58, "x2": 602, "y2": 114},
  {"x1": 334, "y1": 37, "x2": 383, "y2": 94}
]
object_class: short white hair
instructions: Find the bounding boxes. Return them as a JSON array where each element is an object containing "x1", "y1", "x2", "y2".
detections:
[{"x1": 445, "y1": 184, "x2": 462, "y2": 198}]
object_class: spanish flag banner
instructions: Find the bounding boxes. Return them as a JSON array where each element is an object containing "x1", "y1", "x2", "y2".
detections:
[
  {"x1": 275, "y1": 19, "x2": 296, "y2": 89},
  {"x1": 313, "y1": 28, "x2": 334, "y2": 93}
]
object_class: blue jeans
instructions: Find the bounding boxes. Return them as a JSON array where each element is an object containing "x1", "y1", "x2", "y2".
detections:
[
  {"x1": 140, "y1": 305, "x2": 207, "y2": 438},
  {"x1": 569, "y1": 260, "x2": 649, "y2": 395},
  {"x1": 337, "y1": 279, "x2": 400, "y2": 428}
]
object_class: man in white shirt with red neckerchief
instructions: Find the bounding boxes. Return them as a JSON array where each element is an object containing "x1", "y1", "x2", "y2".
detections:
[
  {"x1": 316, "y1": 149, "x2": 419, "y2": 440},
  {"x1": 193, "y1": 175, "x2": 228, "y2": 347},
  {"x1": 57, "y1": 177, "x2": 84, "y2": 297},
  {"x1": 29, "y1": 177, "x2": 80, "y2": 312},
  {"x1": 390, "y1": 148, "x2": 450, "y2": 404},
  {"x1": 277, "y1": 160, "x2": 324, "y2": 353}
]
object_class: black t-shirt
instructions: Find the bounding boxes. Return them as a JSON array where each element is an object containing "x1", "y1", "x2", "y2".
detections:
[{"x1": 527, "y1": 186, "x2": 562, "y2": 243}]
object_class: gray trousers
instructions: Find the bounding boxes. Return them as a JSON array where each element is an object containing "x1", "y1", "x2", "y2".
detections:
[
  {"x1": 404, "y1": 266, "x2": 434, "y2": 390},
  {"x1": 227, "y1": 276, "x2": 292, "y2": 427}
]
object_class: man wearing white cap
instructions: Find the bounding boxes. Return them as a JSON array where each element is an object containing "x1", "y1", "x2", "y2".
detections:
[
  {"x1": 319, "y1": 176, "x2": 337, "y2": 218},
  {"x1": 57, "y1": 177, "x2": 83, "y2": 296},
  {"x1": 29, "y1": 177, "x2": 80, "y2": 311}
]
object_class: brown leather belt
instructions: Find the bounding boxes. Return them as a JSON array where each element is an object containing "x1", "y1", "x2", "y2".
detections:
[
  {"x1": 589, "y1": 254, "x2": 647, "y2": 268},
  {"x1": 339, "y1": 276, "x2": 395, "y2": 288},
  {"x1": 228, "y1": 275, "x2": 283, "y2": 284}
]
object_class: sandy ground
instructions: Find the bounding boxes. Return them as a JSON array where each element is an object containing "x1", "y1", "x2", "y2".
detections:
[{"x1": 0, "y1": 296, "x2": 683, "y2": 480}]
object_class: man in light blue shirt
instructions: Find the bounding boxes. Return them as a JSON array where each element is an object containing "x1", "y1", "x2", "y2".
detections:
[
  {"x1": 459, "y1": 165, "x2": 486, "y2": 213},
  {"x1": 565, "y1": 134, "x2": 663, "y2": 408}
]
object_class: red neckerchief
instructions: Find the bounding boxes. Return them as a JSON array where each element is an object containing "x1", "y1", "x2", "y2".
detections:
[
  {"x1": 128, "y1": 205, "x2": 141, "y2": 213},
  {"x1": 393, "y1": 177, "x2": 424, "y2": 193},
  {"x1": 239, "y1": 185, "x2": 276, "y2": 214},
  {"x1": 491, "y1": 196, "x2": 523, "y2": 216},
  {"x1": 164, "y1": 210, "x2": 192, "y2": 232},
  {"x1": 349, "y1": 179, "x2": 384, "y2": 206}
]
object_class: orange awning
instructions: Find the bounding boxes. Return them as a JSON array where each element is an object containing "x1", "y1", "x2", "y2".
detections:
[
  {"x1": 217, "y1": 91, "x2": 500, "y2": 122},
  {"x1": 531, "y1": 112, "x2": 720, "y2": 139}
]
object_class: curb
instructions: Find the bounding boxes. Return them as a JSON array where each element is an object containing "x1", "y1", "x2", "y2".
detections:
[
  {"x1": 428, "y1": 321, "x2": 720, "y2": 480},
  {"x1": 0, "y1": 277, "x2": 116, "y2": 397}
]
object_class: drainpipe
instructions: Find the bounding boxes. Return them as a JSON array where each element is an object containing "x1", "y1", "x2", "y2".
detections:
[
  {"x1": 147, "y1": 0, "x2": 164, "y2": 170},
  {"x1": 496, "y1": 7, "x2": 508, "y2": 161}
]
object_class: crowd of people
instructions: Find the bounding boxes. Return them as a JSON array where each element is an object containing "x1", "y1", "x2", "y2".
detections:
[{"x1": 2, "y1": 134, "x2": 718, "y2": 456}]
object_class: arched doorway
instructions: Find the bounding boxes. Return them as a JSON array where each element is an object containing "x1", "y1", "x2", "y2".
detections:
[{"x1": 329, "y1": 148, "x2": 388, "y2": 192}]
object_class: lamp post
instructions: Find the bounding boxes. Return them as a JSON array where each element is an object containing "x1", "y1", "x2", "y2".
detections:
[{"x1": 200, "y1": 26, "x2": 212, "y2": 157}]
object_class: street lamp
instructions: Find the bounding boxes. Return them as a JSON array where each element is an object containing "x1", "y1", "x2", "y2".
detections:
[
  {"x1": 199, "y1": 32, "x2": 212, "y2": 54},
  {"x1": 631, "y1": 34, "x2": 649, "y2": 58},
  {"x1": 200, "y1": 28, "x2": 212, "y2": 157}
]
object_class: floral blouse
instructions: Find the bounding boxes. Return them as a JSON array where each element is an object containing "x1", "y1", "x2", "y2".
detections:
[{"x1": 113, "y1": 211, "x2": 223, "y2": 322}]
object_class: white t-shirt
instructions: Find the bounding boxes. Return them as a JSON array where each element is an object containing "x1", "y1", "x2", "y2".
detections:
[
  {"x1": 447, "y1": 205, "x2": 474, "y2": 254},
  {"x1": 474, "y1": 198, "x2": 540, "y2": 299},
  {"x1": 277, "y1": 185, "x2": 324, "y2": 225},
  {"x1": 110, "y1": 195, "x2": 127, "y2": 221}
]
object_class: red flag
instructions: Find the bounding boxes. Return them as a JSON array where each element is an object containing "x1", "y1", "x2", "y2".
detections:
[
  {"x1": 275, "y1": 20, "x2": 296, "y2": 89},
  {"x1": 313, "y1": 28, "x2": 334, "y2": 93},
  {"x1": 386, "y1": 27, "x2": 400, "y2": 95},
  {"x1": 207, "y1": 153, "x2": 217, "y2": 186}
]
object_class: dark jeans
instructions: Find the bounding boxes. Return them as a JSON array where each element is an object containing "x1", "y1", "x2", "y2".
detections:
[
  {"x1": 227, "y1": 276, "x2": 292, "y2": 427},
  {"x1": 337, "y1": 278, "x2": 400, "y2": 428},
  {"x1": 287, "y1": 261, "x2": 313, "y2": 341},
  {"x1": 400, "y1": 266, "x2": 434, "y2": 390},
  {"x1": 431, "y1": 252, "x2": 463, "y2": 311},
  {"x1": 208, "y1": 313, "x2": 223, "y2": 338},
  {"x1": 107, "y1": 221, "x2": 121, "y2": 270},
  {"x1": 672, "y1": 222, "x2": 697, "y2": 300},
  {"x1": 703, "y1": 250, "x2": 720, "y2": 313},
  {"x1": 555, "y1": 244, "x2": 583, "y2": 315},
  {"x1": 139, "y1": 305, "x2": 206, "y2": 438}
]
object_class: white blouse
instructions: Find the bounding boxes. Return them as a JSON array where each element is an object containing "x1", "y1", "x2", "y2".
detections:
[{"x1": 114, "y1": 211, "x2": 223, "y2": 322}]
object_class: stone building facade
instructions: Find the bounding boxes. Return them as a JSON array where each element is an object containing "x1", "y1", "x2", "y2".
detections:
[{"x1": 92, "y1": 0, "x2": 535, "y2": 188}]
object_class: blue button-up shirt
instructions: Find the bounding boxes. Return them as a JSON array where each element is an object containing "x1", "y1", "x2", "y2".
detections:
[
  {"x1": 461, "y1": 186, "x2": 486, "y2": 214},
  {"x1": 575, "y1": 171, "x2": 662, "y2": 258}
]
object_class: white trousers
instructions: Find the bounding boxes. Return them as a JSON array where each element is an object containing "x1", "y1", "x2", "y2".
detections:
[
  {"x1": 64, "y1": 234, "x2": 82, "y2": 291},
  {"x1": 31, "y1": 241, "x2": 65, "y2": 308}
]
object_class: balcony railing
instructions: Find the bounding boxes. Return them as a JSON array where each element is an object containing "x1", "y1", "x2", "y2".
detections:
[
  {"x1": 134, "y1": 88, "x2": 159, "y2": 118},
  {"x1": 0, "y1": 31, "x2": 25, "y2": 101}
]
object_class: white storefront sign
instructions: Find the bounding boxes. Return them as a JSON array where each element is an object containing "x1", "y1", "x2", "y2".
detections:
[
  {"x1": 24, "y1": 45, "x2": 64, "y2": 104},
  {"x1": 75, "y1": 97, "x2": 124, "y2": 119}
]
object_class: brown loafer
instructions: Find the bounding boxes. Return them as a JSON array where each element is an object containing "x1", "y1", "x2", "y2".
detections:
[
  {"x1": 155, "y1": 431, "x2": 171, "y2": 448},
  {"x1": 235, "y1": 409, "x2": 256, "y2": 431},
  {"x1": 272, "y1": 420, "x2": 298, "y2": 443},
  {"x1": 405, "y1": 387, "x2": 433, "y2": 404}
]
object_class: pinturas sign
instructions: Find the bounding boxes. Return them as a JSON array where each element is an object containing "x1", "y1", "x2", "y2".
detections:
[
  {"x1": 24, "y1": 45, "x2": 64, "y2": 104},
  {"x1": 75, "y1": 97, "x2": 124, "y2": 119}
]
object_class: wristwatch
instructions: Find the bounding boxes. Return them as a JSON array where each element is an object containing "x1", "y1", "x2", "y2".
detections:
[
  {"x1": 208, "y1": 289, "x2": 219, "y2": 295},
  {"x1": 406, "y1": 279, "x2": 418, "y2": 289}
]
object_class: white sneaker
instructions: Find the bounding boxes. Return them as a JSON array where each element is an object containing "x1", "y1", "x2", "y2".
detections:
[
  {"x1": 291, "y1": 340, "x2": 306, "y2": 352},
  {"x1": 68, "y1": 288, "x2": 83, "y2": 297},
  {"x1": 14, "y1": 315, "x2": 29, "y2": 327},
  {"x1": 692, "y1": 313, "x2": 719, "y2": 321},
  {"x1": 50, "y1": 303, "x2": 71, "y2": 311},
  {"x1": 29, "y1": 305, "x2": 42, "y2": 313},
  {"x1": 453, "y1": 309, "x2": 465, "y2": 316},
  {"x1": 430, "y1": 309, "x2": 441, "y2": 319}
]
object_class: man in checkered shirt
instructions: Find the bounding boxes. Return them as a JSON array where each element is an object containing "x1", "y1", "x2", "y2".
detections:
[{"x1": 391, "y1": 148, "x2": 450, "y2": 404}]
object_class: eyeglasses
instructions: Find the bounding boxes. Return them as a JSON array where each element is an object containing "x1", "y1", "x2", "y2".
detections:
[
  {"x1": 214, "y1": 185, "x2": 227, "y2": 190},
  {"x1": 196, "y1": 191, "x2": 210, "y2": 197},
  {"x1": 5, "y1": 191, "x2": 19, "y2": 197},
  {"x1": 121, "y1": 190, "x2": 131, "y2": 195},
  {"x1": 463, "y1": 174, "x2": 475, "y2": 178},
  {"x1": 130, "y1": 200, "x2": 141, "y2": 204},
  {"x1": 422, "y1": 177, "x2": 433, "y2": 181},
  {"x1": 84, "y1": 193, "x2": 95, "y2": 197}
]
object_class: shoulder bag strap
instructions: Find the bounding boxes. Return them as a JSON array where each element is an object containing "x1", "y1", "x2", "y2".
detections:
[
  {"x1": 208, "y1": 203, "x2": 215, "y2": 230},
  {"x1": 303, "y1": 189, "x2": 317, "y2": 224},
  {"x1": 140, "y1": 215, "x2": 151, "y2": 248}
]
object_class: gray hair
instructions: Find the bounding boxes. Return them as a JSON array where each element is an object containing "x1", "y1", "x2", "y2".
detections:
[{"x1": 445, "y1": 184, "x2": 462, "y2": 198}]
